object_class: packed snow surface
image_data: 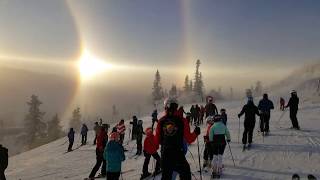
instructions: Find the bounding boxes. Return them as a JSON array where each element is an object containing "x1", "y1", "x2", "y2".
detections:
[{"x1": 6, "y1": 100, "x2": 320, "y2": 179}]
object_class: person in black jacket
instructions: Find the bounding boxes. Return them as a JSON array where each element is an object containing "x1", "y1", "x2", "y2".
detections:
[
  {"x1": 130, "y1": 116, "x2": 138, "y2": 140},
  {"x1": 238, "y1": 97, "x2": 260, "y2": 149},
  {"x1": 258, "y1": 94, "x2": 274, "y2": 135},
  {"x1": 136, "y1": 120, "x2": 144, "y2": 155},
  {"x1": 67, "y1": 128, "x2": 75, "y2": 152},
  {"x1": 0, "y1": 144, "x2": 8, "y2": 180},
  {"x1": 285, "y1": 90, "x2": 300, "y2": 130}
]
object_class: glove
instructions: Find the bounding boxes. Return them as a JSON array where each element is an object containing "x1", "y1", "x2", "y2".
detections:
[
  {"x1": 237, "y1": 114, "x2": 241, "y2": 118},
  {"x1": 194, "y1": 127, "x2": 201, "y2": 135},
  {"x1": 227, "y1": 139, "x2": 231, "y2": 143}
]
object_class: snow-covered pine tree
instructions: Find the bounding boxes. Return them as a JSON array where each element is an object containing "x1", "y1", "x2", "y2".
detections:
[
  {"x1": 184, "y1": 75, "x2": 190, "y2": 93},
  {"x1": 24, "y1": 95, "x2": 47, "y2": 143},
  {"x1": 169, "y1": 84, "x2": 178, "y2": 98},
  {"x1": 152, "y1": 70, "x2": 164, "y2": 102},
  {"x1": 193, "y1": 59, "x2": 204, "y2": 101},
  {"x1": 47, "y1": 113, "x2": 64, "y2": 141},
  {"x1": 69, "y1": 107, "x2": 82, "y2": 132}
]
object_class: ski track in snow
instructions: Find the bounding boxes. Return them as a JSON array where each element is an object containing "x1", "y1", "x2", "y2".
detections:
[{"x1": 5, "y1": 100, "x2": 320, "y2": 180}]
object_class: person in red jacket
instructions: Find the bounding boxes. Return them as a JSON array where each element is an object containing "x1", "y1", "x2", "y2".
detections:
[
  {"x1": 203, "y1": 116, "x2": 214, "y2": 169},
  {"x1": 88, "y1": 126, "x2": 107, "y2": 179},
  {"x1": 154, "y1": 97, "x2": 201, "y2": 180},
  {"x1": 141, "y1": 127, "x2": 161, "y2": 179}
]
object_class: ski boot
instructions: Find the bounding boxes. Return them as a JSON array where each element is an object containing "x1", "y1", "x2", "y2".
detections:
[
  {"x1": 292, "y1": 174, "x2": 300, "y2": 180},
  {"x1": 247, "y1": 143, "x2": 252, "y2": 150},
  {"x1": 308, "y1": 174, "x2": 317, "y2": 180},
  {"x1": 242, "y1": 144, "x2": 246, "y2": 152},
  {"x1": 140, "y1": 172, "x2": 152, "y2": 180}
]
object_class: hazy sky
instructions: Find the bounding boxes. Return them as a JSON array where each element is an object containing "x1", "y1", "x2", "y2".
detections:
[{"x1": 1, "y1": 0, "x2": 320, "y2": 89}]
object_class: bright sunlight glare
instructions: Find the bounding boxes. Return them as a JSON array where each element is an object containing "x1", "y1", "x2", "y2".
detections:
[{"x1": 78, "y1": 49, "x2": 113, "y2": 81}]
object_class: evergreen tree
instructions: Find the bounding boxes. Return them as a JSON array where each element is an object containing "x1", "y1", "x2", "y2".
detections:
[
  {"x1": 152, "y1": 70, "x2": 164, "y2": 102},
  {"x1": 169, "y1": 84, "x2": 178, "y2": 98},
  {"x1": 190, "y1": 80, "x2": 193, "y2": 92},
  {"x1": 193, "y1": 59, "x2": 204, "y2": 100},
  {"x1": 184, "y1": 75, "x2": 190, "y2": 93},
  {"x1": 230, "y1": 87, "x2": 234, "y2": 100},
  {"x1": 24, "y1": 95, "x2": 46, "y2": 143},
  {"x1": 47, "y1": 113, "x2": 64, "y2": 141},
  {"x1": 69, "y1": 107, "x2": 82, "y2": 131}
]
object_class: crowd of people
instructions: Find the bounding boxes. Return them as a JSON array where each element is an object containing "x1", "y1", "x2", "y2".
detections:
[{"x1": 0, "y1": 90, "x2": 300, "y2": 180}]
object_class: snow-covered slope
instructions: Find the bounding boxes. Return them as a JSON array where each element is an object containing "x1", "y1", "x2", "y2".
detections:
[{"x1": 6, "y1": 100, "x2": 320, "y2": 180}]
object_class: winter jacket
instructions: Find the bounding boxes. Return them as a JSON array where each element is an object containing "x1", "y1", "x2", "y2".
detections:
[
  {"x1": 152, "y1": 111, "x2": 158, "y2": 121},
  {"x1": 104, "y1": 141, "x2": 125, "y2": 172},
  {"x1": 0, "y1": 145, "x2": 8, "y2": 170},
  {"x1": 144, "y1": 134, "x2": 159, "y2": 154},
  {"x1": 130, "y1": 118, "x2": 138, "y2": 134},
  {"x1": 204, "y1": 124, "x2": 213, "y2": 143},
  {"x1": 286, "y1": 95, "x2": 299, "y2": 111},
  {"x1": 205, "y1": 103, "x2": 218, "y2": 116},
  {"x1": 136, "y1": 124, "x2": 144, "y2": 142},
  {"x1": 209, "y1": 121, "x2": 231, "y2": 144},
  {"x1": 81, "y1": 125, "x2": 88, "y2": 135},
  {"x1": 68, "y1": 130, "x2": 75, "y2": 142},
  {"x1": 239, "y1": 101, "x2": 260, "y2": 123},
  {"x1": 154, "y1": 111, "x2": 197, "y2": 152},
  {"x1": 258, "y1": 98, "x2": 274, "y2": 114},
  {"x1": 117, "y1": 123, "x2": 126, "y2": 135},
  {"x1": 94, "y1": 124, "x2": 100, "y2": 135},
  {"x1": 221, "y1": 113, "x2": 228, "y2": 125},
  {"x1": 97, "y1": 130, "x2": 107, "y2": 152}
]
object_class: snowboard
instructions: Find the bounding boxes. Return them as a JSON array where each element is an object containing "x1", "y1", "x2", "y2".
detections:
[{"x1": 292, "y1": 174, "x2": 300, "y2": 180}]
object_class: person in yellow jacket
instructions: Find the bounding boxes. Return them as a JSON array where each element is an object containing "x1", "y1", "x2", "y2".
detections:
[{"x1": 209, "y1": 115, "x2": 231, "y2": 178}]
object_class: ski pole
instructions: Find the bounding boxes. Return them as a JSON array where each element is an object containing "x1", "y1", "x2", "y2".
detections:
[
  {"x1": 238, "y1": 117, "x2": 240, "y2": 143},
  {"x1": 60, "y1": 139, "x2": 68, "y2": 146},
  {"x1": 227, "y1": 142, "x2": 236, "y2": 167},
  {"x1": 196, "y1": 136, "x2": 203, "y2": 180}
]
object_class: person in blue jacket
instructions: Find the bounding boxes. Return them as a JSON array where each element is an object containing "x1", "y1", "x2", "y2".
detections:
[
  {"x1": 209, "y1": 115, "x2": 231, "y2": 178},
  {"x1": 258, "y1": 93, "x2": 274, "y2": 135},
  {"x1": 104, "y1": 132, "x2": 125, "y2": 180}
]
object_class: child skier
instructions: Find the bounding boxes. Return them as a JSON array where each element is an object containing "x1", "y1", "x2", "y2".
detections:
[
  {"x1": 136, "y1": 120, "x2": 144, "y2": 155},
  {"x1": 141, "y1": 127, "x2": 161, "y2": 179},
  {"x1": 209, "y1": 115, "x2": 231, "y2": 178},
  {"x1": 104, "y1": 132, "x2": 125, "y2": 180},
  {"x1": 203, "y1": 116, "x2": 215, "y2": 170},
  {"x1": 220, "y1": 109, "x2": 228, "y2": 126}
]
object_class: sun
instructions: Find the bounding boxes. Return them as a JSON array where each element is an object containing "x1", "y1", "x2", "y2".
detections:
[{"x1": 78, "y1": 49, "x2": 113, "y2": 81}]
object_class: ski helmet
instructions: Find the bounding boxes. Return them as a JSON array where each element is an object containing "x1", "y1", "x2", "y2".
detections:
[
  {"x1": 164, "y1": 97, "x2": 178, "y2": 110},
  {"x1": 213, "y1": 114, "x2": 222, "y2": 122},
  {"x1": 206, "y1": 116, "x2": 214, "y2": 124},
  {"x1": 291, "y1": 90, "x2": 297, "y2": 95}
]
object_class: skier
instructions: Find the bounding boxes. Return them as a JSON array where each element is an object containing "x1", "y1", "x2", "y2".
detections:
[
  {"x1": 220, "y1": 109, "x2": 227, "y2": 126},
  {"x1": 205, "y1": 97, "x2": 218, "y2": 118},
  {"x1": 154, "y1": 97, "x2": 201, "y2": 180},
  {"x1": 141, "y1": 127, "x2": 161, "y2": 179},
  {"x1": 238, "y1": 97, "x2": 260, "y2": 150},
  {"x1": 209, "y1": 115, "x2": 231, "y2": 178},
  {"x1": 258, "y1": 94, "x2": 274, "y2": 135},
  {"x1": 280, "y1": 97, "x2": 285, "y2": 111},
  {"x1": 203, "y1": 116, "x2": 214, "y2": 170},
  {"x1": 93, "y1": 122, "x2": 100, "y2": 145},
  {"x1": 116, "y1": 119, "x2": 126, "y2": 145},
  {"x1": 200, "y1": 105, "x2": 205, "y2": 124},
  {"x1": 130, "y1": 116, "x2": 138, "y2": 140},
  {"x1": 190, "y1": 105, "x2": 196, "y2": 125},
  {"x1": 0, "y1": 144, "x2": 8, "y2": 180},
  {"x1": 81, "y1": 123, "x2": 89, "y2": 145},
  {"x1": 99, "y1": 118, "x2": 103, "y2": 126},
  {"x1": 67, "y1": 128, "x2": 75, "y2": 152},
  {"x1": 285, "y1": 90, "x2": 300, "y2": 130},
  {"x1": 136, "y1": 120, "x2": 144, "y2": 155},
  {"x1": 88, "y1": 126, "x2": 107, "y2": 179},
  {"x1": 151, "y1": 110, "x2": 158, "y2": 132},
  {"x1": 177, "y1": 106, "x2": 186, "y2": 118},
  {"x1": 195, "y1": 104, "x2": 201, "y2": 125},
  {"x1": 104, "y1": 132, "x2": 125, "y2": 180}
]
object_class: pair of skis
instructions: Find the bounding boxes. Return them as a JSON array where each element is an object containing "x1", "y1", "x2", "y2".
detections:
[{"x1": 292, "y1": 174, "x2": 317, "y2": 180}]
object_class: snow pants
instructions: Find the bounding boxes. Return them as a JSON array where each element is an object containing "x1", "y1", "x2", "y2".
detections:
[
  {"x1": 136, "y1": 136, "x2": 142, "y2": 155},
  {"x1": 242, "y1": 120, "x2": 255, "y2": 145},
  {"x1": 290, "y1": 109, "x2": 300, "y2": 129},
  {"x1": 81, "y1": 134, "x2": 87, "y2": 145},
  {"x1": 106, "y1": 171, "x2": 120, "y2": 180},
  {"x1": 143, "y1": 152, "x2": 161, "y2": 174},
  {"x1": 161, "y1": 150, "x2": 191, "y2": 180},
  {"x1": 260, "y1": 113, "x2": 270, "y2": 132},
  {"x1": 89, "y1": 149, "x2": 106, "y2": 178},
  {"x1": 0, "y1": 168, "x2": 5, "y2": 180},
  {"x1": 68, "y1": 141, "x2": 74, "y2": 151},
  {"x1": 203, "y1": 142, "x2": 213, "y2": 161}
]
